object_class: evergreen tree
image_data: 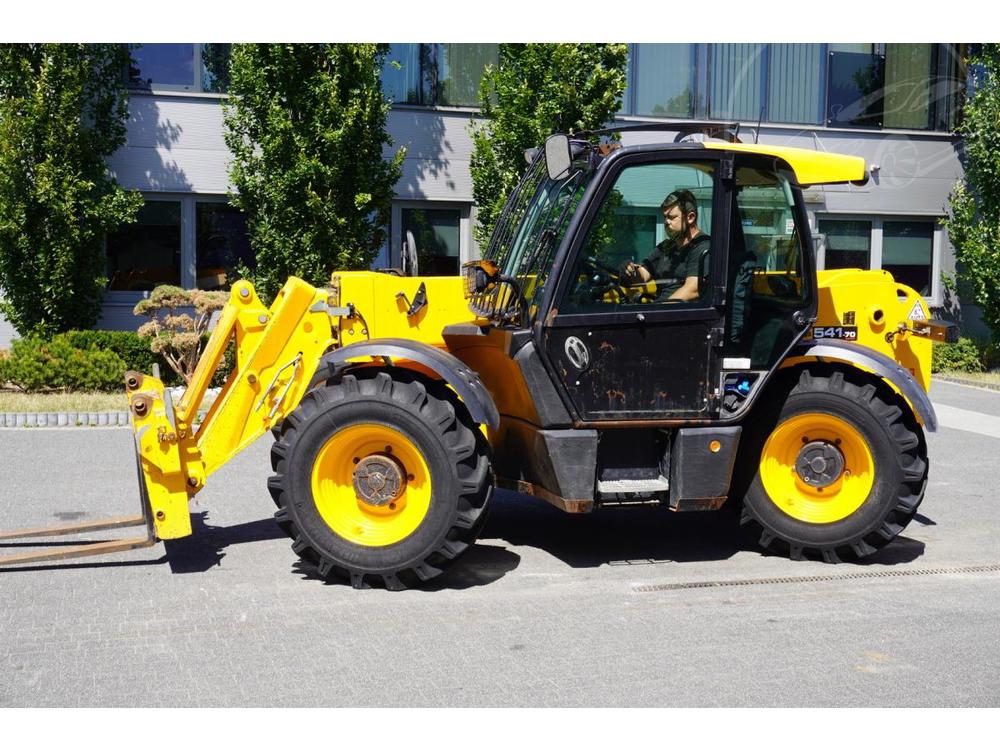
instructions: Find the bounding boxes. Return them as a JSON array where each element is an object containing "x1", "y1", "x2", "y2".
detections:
[
  {"x1": 469, "y1": 43, "x2": 628, "y2": 248},
  {"x1": 224, "y1": 44, "x2": 405, "y2": 302},
  {"x1": 944, "y1": 44, "x2": 1000, "y2": 343},
  {"x1": 0, "y1": 43, "x2": 141, "y2": 334}
]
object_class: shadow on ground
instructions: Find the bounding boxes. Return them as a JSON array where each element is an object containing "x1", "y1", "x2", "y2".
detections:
[
  {"x1": 0, "y1": 492, "x2": 930, "y2": 578},
  {"x1": 478, "y1": 489, "x2": 927, "y2": 569},
  {"x1": 163, "y1": 512, "x2": 286, "y2": 573}
]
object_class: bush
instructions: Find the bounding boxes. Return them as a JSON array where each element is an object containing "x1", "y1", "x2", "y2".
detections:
[
  {"x1": 61, "y1": 329, "x2": 184, "y2": 386},
  {"x1": 133, "y1": 286, "x2": 227, "y2": 385},
  {"x1": 932, "y1": 337, "x2": 987, "y2": 373},
  {"x1": 0, "y1": 333, "x2": 126, "y2": 392},
  {"x1": 0, "y1": 326, "x2": 237, "y2": 393}
]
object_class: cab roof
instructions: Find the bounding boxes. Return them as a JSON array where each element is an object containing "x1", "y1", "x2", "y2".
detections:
[
  {"x1": 579, "y1": 122, "x2": 869, "y2": 187},
  {"x1": 702, "y1": 141, "x2": 868, "y2": 186}
]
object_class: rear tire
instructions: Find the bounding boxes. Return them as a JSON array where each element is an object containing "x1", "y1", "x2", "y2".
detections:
[
  {"x1": 741, "y1": 368, "x2": 927, "y2": 562},
  {"x1": 268, "y1": 369, "x2": 492, "y2": 589}
]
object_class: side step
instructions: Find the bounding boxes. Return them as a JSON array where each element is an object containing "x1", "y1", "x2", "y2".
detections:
[
  {"x1": 0, "y1": 515, "x2": 155, "y2": 566},
  {"x1": 596, "y1": 476, "x2": 670, "y2": 495}
]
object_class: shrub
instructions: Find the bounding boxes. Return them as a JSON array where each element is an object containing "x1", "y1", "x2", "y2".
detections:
[
  {"x1": 931, "y1": 337, "x2": 986, "y2": 373},
  {"x1": 133, "y1": 286, "x2": 227, "y2": 384},
  {"x1": 0, "y1": 328, "x2": 234, "y2": 393},
  {"x1": 0, "y1": 333, "x2": 126, "y2": 392}
]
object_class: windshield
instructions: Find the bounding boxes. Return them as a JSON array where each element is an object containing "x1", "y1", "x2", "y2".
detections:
[{"x1": 469, "y1": 145, "x2": 597, "y2": 324}]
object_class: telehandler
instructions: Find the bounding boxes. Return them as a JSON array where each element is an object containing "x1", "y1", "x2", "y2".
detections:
[{"x1": 0, "y1": 124, "x2": 956, "y2": 589}]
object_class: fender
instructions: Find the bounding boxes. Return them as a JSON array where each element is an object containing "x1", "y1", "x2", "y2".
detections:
[
  {"x1": 791, "y1": 339, "x2": 937, "y2": 432},
  {"x1": 317, "y1": 338, "x2": 500, "y2": 429}
]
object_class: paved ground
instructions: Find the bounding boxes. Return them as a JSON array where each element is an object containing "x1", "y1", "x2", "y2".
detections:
[{"x1": 1, "y1": 378, "x2": 999, "y2": 707}]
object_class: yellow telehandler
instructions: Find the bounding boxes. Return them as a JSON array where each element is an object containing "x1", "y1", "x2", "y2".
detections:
[{"x1": 0, "y1": 124, "x2": 956, "y2": 588}]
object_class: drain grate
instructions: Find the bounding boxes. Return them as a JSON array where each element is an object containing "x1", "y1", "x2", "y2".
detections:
[{"x1": 633, "y1": 563, "x2": 1000, "y2": 593}]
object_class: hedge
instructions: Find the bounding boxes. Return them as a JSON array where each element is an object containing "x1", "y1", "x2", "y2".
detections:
[{"x1": 0, "y1": 330, "x2": 233, "y2": 392}]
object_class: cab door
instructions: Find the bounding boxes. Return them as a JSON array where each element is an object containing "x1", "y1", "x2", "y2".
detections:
[{"x1": 540, "y1": 152, "x2": 729, "y2": 422}]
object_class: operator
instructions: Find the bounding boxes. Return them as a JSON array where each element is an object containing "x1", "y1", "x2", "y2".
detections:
[{"x1": 622, "y1": 189, "x2": 710, "y2": 302}]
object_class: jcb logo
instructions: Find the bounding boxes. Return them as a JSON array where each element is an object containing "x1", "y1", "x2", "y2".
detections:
[{"x1": 564, "y1": 336, "x2": 590, "y2": 371}]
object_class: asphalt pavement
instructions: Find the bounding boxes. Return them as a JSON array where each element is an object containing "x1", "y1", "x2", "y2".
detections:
[{"x1": 1, "y1": 377, "x2": 998, "y2": 708}]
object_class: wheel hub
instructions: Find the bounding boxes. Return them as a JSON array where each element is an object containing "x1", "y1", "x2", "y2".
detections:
[
  {"x1": 795, "y1": 440, "x2": 845, "y2": 489},
  {"x1": 352, "y1": 455, "x2": 406, "y2": 507}
]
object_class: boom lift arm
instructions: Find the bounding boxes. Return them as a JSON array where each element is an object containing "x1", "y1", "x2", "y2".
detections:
[{"x1": 0, "y1": 277, "x2": 339, "y2": 564}]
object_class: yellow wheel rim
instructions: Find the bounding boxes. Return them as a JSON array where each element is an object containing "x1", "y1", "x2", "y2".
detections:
[
  {"x1": 310, "y1": 424, "x2": 432, "y2": 547},
  {"x1": 759, "y1": 412, "x2": 874, "y2": 524}
]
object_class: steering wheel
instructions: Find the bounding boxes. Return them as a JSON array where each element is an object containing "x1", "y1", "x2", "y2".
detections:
[{"x1": 576, "y1": 255, "x2": 624, "y2": 299}]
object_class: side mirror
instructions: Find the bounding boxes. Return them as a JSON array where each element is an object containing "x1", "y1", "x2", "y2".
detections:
[{"x1": 544, "y1": 134, "x2": 572, "y2": 181}]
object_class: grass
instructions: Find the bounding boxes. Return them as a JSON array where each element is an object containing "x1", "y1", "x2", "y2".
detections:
[
  {"x1": 0, "y1": 389, "x2": 218, "y2": 413},
  {"x1": 935, "y1": 370, "x2": 1000, "y2": 387},
  {"x1": 0, "y1": 391, "x2": 129, "y2": 413}
]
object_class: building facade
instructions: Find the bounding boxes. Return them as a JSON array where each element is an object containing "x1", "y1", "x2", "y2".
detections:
[{"x1": 0, "y1": 43, "x2": 973, "y2": 346}]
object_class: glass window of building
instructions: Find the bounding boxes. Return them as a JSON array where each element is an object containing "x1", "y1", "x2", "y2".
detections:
[
  {"x1": 382, "y1": 44, "x2": 497, "y2": 107},
  {"x1": 402, "y1": 208, "x2": 461, "y2": 275},
  {"x1": 128, "y1": 44, "x2": 231, "y2": 93},
  {"x1": 818, "y1": 219, "x2": 872, "y2": 270},
  {"x1": 382, "y1": 43, "x2": 422, "y2": 104},
  {"x1": 129, "y1": 44, "x2": 197, "y2": 90},
  {"x1": 634, "y1": 44, "x2": 695, "y2": 117},
  {"x1": 767, "y1": 44, "x2": 824, "y2": 124},
  {"x1": 882, "y1": 220, "x2": 934, "y2": 296},
  {"x1": 932, "y1": 44, "x2": 964, "y2": 131},
  {"x1": 196, "y1": 203, "x2": 254, "y2": 290},
  {"x1": 436, "y1": 44, "x2": 497, "y2": 106},
  {"x1": 883, "y1": 44, "x2": 934, "y2": 129},
  {"x1": 709, "y1": 44, "x2": 765, "y2": 121},
  {"x1": 826, "y1": 46, "x2": 885, "y2": 128},
  {"x1": 106, "y1": 201, "x2": 182, "y2": 291},
  {"x1": 201, "y1": 43, "x2": 232, "y2": 94}
]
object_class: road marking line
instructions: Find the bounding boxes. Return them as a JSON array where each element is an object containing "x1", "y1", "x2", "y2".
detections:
[{"x1": 932, "y1": 404, "x2": 1000, "y2": 439}]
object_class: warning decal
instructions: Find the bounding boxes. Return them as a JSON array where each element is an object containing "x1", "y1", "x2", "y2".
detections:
[{"x1": 908, "y1": 301, "x2": 927, "y2": 321}]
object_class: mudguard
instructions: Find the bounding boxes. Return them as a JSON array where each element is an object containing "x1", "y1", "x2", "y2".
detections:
[
  {"x1": 791, "y1": 339, "x2": 937, "y2": 432},
  {"x1": 317, "y1": 338, "x2": 500, "y2": 429}
]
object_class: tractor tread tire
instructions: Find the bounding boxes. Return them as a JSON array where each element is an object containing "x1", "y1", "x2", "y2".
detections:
[
  {"x1": 268, "y1": 368, "x2": 492, "y2": 589},
  {"x1": 740, "y1": 367, "x2": 928, "y2": 562}
]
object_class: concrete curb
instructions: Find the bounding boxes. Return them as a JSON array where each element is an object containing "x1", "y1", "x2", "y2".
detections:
[
  {"x1": 0, "y1": 387, "x2": 218, "y2": 429},
  {"x1": 0, "y1": 411, "x2": 132, "y2": 428}
]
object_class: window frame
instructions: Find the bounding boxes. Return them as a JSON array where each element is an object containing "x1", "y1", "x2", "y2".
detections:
[
  {"x1": 814, "y1": 212, "x2": 943, "y2": 306},
  {"x1": 104, "y1": 193, "x2": 240, "y2": 308}
]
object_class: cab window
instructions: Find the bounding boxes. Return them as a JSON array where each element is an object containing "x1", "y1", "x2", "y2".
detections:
[
  {"x1": 561, "y1": 161, "x2": 716, "y2": 313},
  {"x1": 726, "y1": 160, "x2": 810, "y2": 365}
]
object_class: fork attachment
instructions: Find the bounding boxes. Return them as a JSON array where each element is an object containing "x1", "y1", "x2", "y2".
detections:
[{"x1": 0, "y1": 436, "x2": 157, "y2": 567}]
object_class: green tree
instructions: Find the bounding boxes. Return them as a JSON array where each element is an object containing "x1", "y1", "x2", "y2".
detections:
[
  {"x1": 469, "y1": 43, "x2": 628, "y2": 248},
  {"x1": 944, "y1": 44, "x2": 1000, "y2": 343},
  {"x1": 0, "y1": 43, "x2": 142, "y2": 335},
  {"x1": 223, "y1": 44, "x2": 405, "y2": 302}
]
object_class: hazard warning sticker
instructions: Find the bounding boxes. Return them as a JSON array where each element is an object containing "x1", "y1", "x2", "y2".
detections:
[{"x1": 908, "y1": 300, "x2": 927, "y2": 321}]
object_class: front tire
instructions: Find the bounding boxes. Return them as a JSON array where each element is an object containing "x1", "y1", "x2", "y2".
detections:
[
  {"x1": 268, "y1": 369, "x2": 492, "y2": 589},
  {"x1": 741, "y1": 368, "x2": 928, "y2": 562}
]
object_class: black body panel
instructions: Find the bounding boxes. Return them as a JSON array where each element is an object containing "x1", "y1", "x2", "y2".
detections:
[{"x1": 668, "y1": 426, "x2": 742, "y2": 510}]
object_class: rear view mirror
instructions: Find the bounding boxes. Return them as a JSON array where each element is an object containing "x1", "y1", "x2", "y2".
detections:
[{"x1": 545, "y1": 134, "x2": 572, "y2": 181}]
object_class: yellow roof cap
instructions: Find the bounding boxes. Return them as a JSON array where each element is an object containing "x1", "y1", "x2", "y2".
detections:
[{"x1": 703, "y1": 142, "x2": 867, "y2": 185}]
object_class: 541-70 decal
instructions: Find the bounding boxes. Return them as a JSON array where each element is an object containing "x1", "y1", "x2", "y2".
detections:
[{"x1": 811, "y1": 326, "x2": 858, "y2": 341}]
